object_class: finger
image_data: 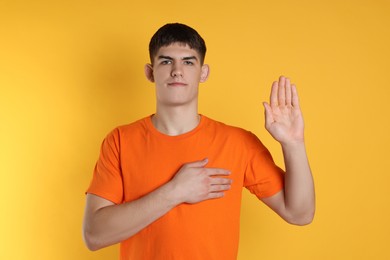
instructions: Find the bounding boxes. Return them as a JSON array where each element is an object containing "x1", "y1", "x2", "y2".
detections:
[
  {"x1": 210, "y1": 177, "x2": 232, "y2": 185},
  {"x1": 270, "y1": 81, "x2": 278, "y2": 107},
  {"x1": 184, "y1": 158, "x2": 209, "y2": 168},
  {"x1": 278, "y1": 76, "x2": 286, "y2": 106},
  {"x1": 207, "y1": 192, "x2": 225, "y2": 199},
  {"x1": 209, "y1": 184, "x2": 231, "y2": 192},
  {"x1": 285, "y1": 77, "x2": 292, "y2": 106},
  {"x1": 291, "y1": 84, "x2": 300, "y2": 108},
  {"x1": 205, "y1": 168, "x2": 231, "y2": 176}
]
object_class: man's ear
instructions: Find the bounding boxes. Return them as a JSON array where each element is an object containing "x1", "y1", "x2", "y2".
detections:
[
  {"x1": 144, "y1": 64, "x2": 154, "y2": 82},
  {"x1": 200, "y1": 64, "x2": 210, "y2": 83}
]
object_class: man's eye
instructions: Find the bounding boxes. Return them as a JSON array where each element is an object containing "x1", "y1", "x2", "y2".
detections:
[
  {"x1": 184, "y1": 61, "x2": 194, "y2": 65},
  {"x1": 161, "y1": 60, "x2": 172, "y2": 65}
]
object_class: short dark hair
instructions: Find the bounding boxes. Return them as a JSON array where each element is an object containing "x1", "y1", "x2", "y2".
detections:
[{"x1": 149, "y1": 23, "x2": 207, "y2": 64}]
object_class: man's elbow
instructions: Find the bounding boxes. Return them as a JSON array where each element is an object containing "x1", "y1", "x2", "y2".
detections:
[
  {"x1": 83, "y1": 229, "x2": 104, "y2": 251},
  {"x1": 285, "y1": 210, "x2": 315, "y2": 226}
]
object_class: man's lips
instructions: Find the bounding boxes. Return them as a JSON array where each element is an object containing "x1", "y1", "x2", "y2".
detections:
[{"x1": 167, "y1": 82, "x2": 187, "y2": 87}]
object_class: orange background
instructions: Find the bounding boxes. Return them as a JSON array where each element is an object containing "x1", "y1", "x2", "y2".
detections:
[{"x1": 1, "y1": 0, "x2": 389, "y2": 259}]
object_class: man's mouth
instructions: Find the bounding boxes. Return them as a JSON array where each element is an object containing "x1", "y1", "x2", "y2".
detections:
[{"x1": 167, "y1": 82, "x2": 187, "y2": 87}]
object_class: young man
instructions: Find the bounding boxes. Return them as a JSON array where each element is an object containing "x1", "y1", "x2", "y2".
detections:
[{"x1": 83, "y1": 23, "x2": 315, "y2": 259}]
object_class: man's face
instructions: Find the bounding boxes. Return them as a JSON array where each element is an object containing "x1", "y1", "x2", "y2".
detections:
[{"x1": 145, "y1": 43, "x2": 209, "y2": 108}]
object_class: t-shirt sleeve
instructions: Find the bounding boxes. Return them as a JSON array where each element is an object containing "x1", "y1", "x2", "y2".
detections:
[
  {"x1": 243, "y1": 133, "x2": 284, "y2": 199},
  {"x1": 86, "y1": 128, "x2": 124, "y2": 204}
]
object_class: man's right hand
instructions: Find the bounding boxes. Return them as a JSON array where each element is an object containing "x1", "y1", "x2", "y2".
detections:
[{"x1": 169, "y1": 158, "x2": 232, "y2": 204}]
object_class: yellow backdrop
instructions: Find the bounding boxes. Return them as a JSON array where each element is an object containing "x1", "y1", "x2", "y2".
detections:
[{"x1": 1, "y1": 0, "x2": 389, "y2": 259}]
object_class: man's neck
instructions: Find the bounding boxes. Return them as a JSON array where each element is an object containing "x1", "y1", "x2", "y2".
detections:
[{"x1": 152, "y1": 106, "x2": 200, "y2": 136}]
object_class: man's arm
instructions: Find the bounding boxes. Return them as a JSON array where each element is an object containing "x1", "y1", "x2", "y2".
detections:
[
  {"x1": 82, "y1": 158, "x2": 231, "y2": 250},
  {"x1": 260, "y1": 76, "x2": 315, "y2": 225}
]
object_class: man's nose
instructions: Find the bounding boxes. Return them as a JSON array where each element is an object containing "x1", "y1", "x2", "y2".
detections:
[{"x1": 171, "y1": 63, "x2": 183, "y2": 77}]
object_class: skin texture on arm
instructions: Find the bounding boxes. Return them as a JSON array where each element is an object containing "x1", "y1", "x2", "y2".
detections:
[
  {"x1": 82, "y1": 159, "x2": 232, "y2": 251},
  {"x1": 261, "y1": 76, "x2": 315, "y2": 225}
]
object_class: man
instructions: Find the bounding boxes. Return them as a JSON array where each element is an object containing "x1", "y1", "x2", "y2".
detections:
[{"x1": 83, "y1": 23, "x2": 315, "y2": 259}]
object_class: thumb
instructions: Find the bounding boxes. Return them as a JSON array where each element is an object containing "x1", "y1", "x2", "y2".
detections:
[
  {"x1": 185, "y1": 158, "x2": 209, "y2": 168},
  {"x1": 263, "y1": 102, "x2": 273, "y2": 128}
]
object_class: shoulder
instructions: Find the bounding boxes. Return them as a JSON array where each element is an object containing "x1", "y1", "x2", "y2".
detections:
[
  {"x1": 104, "y1": 116, "x2": 151, "y2": 144},
  {"x1": 202, "y1": 116, "x2": 263, "y2": 147}
]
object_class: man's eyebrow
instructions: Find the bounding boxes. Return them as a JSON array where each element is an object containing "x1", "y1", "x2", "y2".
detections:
[
  {"x1": 158, "y1": 55, "x2": 173, "y2": 60},
  {"x1": 157, "y1": 55, "x2": 198, "y2": 61},
  {"x1": 182, "y1": 56, "x2": 198, "y2": 61}
]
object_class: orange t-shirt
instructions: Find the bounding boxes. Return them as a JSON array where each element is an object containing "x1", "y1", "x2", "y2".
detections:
[{"x1": 87, "y1": 115, "x2": 284, "y2": 260}]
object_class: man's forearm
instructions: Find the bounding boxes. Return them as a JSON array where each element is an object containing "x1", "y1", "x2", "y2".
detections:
[
  {"x1": 282, "y1": 141, "x2": 315, "y2": 224},
  {"x1": 83, "y1": 181, "x2": 179, "y2": 251}
]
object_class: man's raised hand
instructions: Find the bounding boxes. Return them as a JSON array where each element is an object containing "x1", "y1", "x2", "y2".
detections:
[{"x1": 263, "y1": 76, "x2": 305, "y2": 146}]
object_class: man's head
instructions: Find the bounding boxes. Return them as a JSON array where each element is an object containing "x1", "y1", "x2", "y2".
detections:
[
  {"x1": 149, "y1": 23, "x2": 207, "y2": 65},
  {"x1": 144, "y1": 23, "x2": 210, "y2": 109}
]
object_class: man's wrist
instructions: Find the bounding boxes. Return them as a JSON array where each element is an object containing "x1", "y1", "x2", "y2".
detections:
[
  {"x1": 160, "y1": 181, "x2": 183, "y2": 208},
  {"x1": 280, "y1": 139, "x2": 306, "y2": 152}
]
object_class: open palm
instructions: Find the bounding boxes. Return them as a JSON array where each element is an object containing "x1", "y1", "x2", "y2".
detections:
[{"x1": 263, "y1": 76, "x2": 305, "y2": 145}]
